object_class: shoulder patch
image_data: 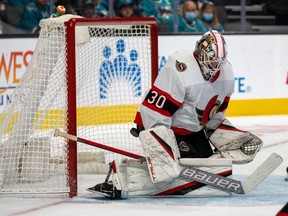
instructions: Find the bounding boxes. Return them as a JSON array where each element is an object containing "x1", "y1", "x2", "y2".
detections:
[{"x1": 175, "y1": 60, "x2": 187, "y2": 72}]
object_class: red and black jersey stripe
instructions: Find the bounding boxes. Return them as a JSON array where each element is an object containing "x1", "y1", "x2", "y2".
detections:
[
  {"x1": 134, "y1": 111, "x2": 144, "y2": 127},
  {"x1": 142, "y1": 85, "x2": 182, "y2": 117},
  {"x1": 217, "y1": 96, "x2": 230, "y2": 113}
]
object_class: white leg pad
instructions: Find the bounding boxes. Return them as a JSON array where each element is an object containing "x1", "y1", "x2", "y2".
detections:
[
  {"x1": 125, "y1": 159, "x2": 157, "y2": 195},
  {"x1": 112, "y1": 158, "x2": 232, "y2": 197},
  {"x1": 139, "y1": 126, "x2": 181, "y2": 183},
  {"x1": 110, "y1": 159, "x2": 128, "y2": 192},
  {"x1": 111, "y1": 159, "x2": 168, "y2": 196}
]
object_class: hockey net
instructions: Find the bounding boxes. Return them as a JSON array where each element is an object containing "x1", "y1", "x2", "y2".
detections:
[{"x1": 0, "y1": 15, "x2": 158, "y2": 197}]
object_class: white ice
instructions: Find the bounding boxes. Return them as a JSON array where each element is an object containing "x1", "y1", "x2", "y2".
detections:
[{"x1": 1, "y1": 115, "x2": 287, "y2": 216}]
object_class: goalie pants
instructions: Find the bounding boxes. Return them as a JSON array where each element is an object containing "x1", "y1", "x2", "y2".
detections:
[
  {"x1": 134, "y1": 125, "x2": 213, "y2": 159},
  {"x1": 175, "y1": 129, "x2": 213, "y2": 158}
]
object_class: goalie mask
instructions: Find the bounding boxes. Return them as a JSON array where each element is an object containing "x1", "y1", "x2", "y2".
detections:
[{"x1": 194, "y1": 30, "x2": 227, "y2": 81}]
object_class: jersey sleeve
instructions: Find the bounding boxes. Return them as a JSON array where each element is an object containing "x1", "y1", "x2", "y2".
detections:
[{"x1": 134, "y1": 55, "x2": 186, "y2": 129}]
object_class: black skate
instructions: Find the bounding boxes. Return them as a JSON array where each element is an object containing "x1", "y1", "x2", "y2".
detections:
[
  {"x1": 87, "y1": 181, "x2": 122, "y2": 199},
  {"x1": 87, "y1": 163, "x2": 122, "y2": 199}
]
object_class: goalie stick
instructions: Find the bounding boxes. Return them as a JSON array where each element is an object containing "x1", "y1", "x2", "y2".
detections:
[
  {"x1": 54, "y1": 129, "x2": 143, "y2": 159},
  {"x1": 54, "y1": 129, "x2": 283, "y2": 195},
  {"x1": 180, "y1": 152, "x2": 282, "y2": 194}
]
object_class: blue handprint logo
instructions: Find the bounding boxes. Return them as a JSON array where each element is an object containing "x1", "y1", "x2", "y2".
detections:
[{"x1": 99, "y1": 39, "x2": 141, "y2": 99}]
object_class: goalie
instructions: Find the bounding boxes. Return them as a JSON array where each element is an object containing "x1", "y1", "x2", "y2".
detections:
[{"x1": 87, "y1": 30, "x2": 262, "y2": 199}]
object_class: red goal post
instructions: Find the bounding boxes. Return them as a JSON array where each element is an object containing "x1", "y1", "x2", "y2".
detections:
[
  {"x1": 0, "y1": 15, "x2": 158, "y2": 197},
  {"x1": 66, "y1": 17, "x2": 158, "y2": 197}
]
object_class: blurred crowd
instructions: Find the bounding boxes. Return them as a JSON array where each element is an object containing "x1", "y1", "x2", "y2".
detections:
[
  {"x1": 0, "y1": 0, "x2": 227, "y2": 34},
  {"x1": 0, "y1": 0, "x2": 288, "y2": 34}
]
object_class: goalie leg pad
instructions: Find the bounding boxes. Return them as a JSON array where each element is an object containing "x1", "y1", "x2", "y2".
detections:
[
  {"x1": 209, "y1": 119, "x2": 263, "y2": 164},
  {"x1": 139, "y1": 126, "x2": 181, "y2": 183},
  {"x1": 95, "y1": 158, "x2": 233, "y2": 197},
  {"x1": 111, "y1": 159, "x2": 174, "y2": 197},
  {"x1": 125, "y1": 159, "x2": 159, "y2": 196},
  {"x1": 110, "y1": 159, "x2": 128, "y2": 192},
  {"x1": 122, "y1": 158, "x2": 233, "y2": 197}
]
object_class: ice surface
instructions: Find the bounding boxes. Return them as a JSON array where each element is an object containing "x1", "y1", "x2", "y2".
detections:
[{"x1": 1, "y1": 115, "x2": 288, "y2": 216}]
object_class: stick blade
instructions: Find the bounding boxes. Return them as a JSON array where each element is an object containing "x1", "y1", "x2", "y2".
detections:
[{"x1": 242, "y1": 152, "x2": 283, "y2": 193}]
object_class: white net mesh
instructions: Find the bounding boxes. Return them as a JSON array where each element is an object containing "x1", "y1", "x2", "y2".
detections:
[{"x1": 0, "y1": 15, "x2": 156, "y2": 196}]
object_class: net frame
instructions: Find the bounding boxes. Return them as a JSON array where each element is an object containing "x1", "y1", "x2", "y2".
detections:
[
  {"x1": 0, "y1": 16, "x2": 158, "y2": 198},
  {"x1": 66, "y1": 17, "x2": 158, "y2": 197}
]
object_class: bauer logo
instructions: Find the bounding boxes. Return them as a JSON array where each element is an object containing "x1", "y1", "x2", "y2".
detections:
[{"x1": 99, "y1": 39, "x2": 141, "y2": 99}]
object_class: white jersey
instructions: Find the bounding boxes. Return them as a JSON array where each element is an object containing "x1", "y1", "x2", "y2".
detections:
[{"x1": 134, "y1": 50, "x2": 235, "y2": 135}]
